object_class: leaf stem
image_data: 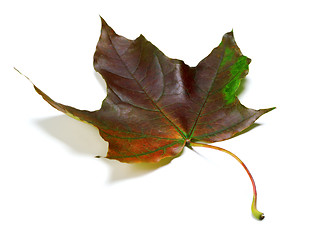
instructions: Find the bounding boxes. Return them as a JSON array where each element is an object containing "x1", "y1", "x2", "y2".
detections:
[{"x1": 190, "y1": 142, "x2": 264, "y2": 220}]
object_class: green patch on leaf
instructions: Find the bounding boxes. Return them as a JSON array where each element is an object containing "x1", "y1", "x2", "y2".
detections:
[{"x1": 223, "y1": 55, "x2": 249, "y2": 104}]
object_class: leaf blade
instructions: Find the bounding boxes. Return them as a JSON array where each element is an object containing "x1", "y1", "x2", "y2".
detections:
[{"x1": 27, "y1": 18, "x2": 274, "y2": 163}]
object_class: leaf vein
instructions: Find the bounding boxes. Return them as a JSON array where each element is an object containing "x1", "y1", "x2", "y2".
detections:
[
  {"x1": 193, "y1": 112, "x2": 256, "y2": 139},
  {"x1": 108, "y1": 141, "x2": 183, "y2": 159},
  {"x1": 188, "y1": 51, "x2": 225, "y2": 138},
  {"x1": 106, "y1": 30, "x2": 186, "y2": 139}
]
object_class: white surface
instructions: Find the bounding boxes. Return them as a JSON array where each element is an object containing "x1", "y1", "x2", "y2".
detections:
[{"x1": 1, "y1": 0, "x2": 308, "y2": 239}]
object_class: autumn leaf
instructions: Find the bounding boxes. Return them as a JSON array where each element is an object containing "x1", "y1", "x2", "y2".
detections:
[{"x1": 18, "y1": 17, "x2": 274, "y2": 220}]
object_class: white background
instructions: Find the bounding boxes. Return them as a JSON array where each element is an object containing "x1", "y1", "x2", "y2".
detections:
[{"x1": 1, "y1": 0, "x2": 308, "y2": 239}]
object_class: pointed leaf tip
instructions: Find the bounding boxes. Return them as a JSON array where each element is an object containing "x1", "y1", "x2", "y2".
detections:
[
  {"x1": 223, "y1": 30, "x2": 234, "y2": 40},
  {"x1": 262, "y1": 107, "x2": 276, "y2": 114},
  {"x1": 14, "y1": 67, "x2": 33, "y2": 85},
  {"x1": 99, "y1": 15, "x2": 107, "y2": 25}
]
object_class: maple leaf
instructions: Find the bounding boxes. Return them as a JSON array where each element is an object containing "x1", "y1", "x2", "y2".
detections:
[{"x1": 18, "y1": 17, "x2": 274, "y2": 220}]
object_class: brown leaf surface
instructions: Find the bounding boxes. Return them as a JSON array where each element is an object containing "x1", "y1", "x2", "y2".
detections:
[{"x1": 31, "y1": 17, "x2": 274, "y2": 163}]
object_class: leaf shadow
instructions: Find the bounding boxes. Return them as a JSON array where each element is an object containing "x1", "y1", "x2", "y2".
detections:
[
  {"x1": 36, "y1": 115, "x2": 107, "y2": 156},
  {"x1": 36, "y1": 115, "x2": 170, "y2": 183},
  {"x1": 236, "y1": 76, "x2": 248, "y2": 97},
  {"x1": 99, "y1": 157, "x2": 172, "y2": 183},
  {"x1": 233, "y1": 76, "x2": 263, "y2": 137}
]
